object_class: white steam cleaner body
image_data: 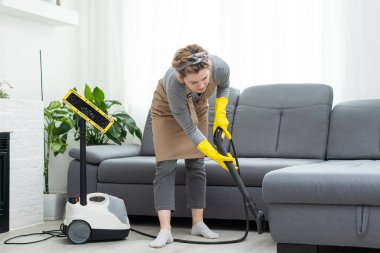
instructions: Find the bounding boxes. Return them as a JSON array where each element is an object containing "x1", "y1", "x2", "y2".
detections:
[{"x1": 62, "y1": 192, "x2": 130, "y2": 244}]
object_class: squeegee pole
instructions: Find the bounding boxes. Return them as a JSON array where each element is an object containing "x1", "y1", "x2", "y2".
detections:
[{"x1": 79, "y1": 118, "x2": 87, "y2": 206}]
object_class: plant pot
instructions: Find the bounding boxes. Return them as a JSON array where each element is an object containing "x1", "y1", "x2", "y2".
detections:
[{"x1": 44, "y1": 193, "x2": 66, "y2": 220}]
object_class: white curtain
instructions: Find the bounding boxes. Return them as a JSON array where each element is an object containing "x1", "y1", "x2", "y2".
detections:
[
  {"x1": 80, "y1": 0, "x2": 380, "y2": 137},
  {"x1": 123, "y1": 0, "x2": 336, "y2": 130},
  {"x1": 78, "y1": 0, "x2": 126, "y2": 104}
]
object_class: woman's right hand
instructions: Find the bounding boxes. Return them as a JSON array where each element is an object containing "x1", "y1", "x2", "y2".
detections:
[{"x1": 197, "y1": 139, "x2": 235, "y2": 171}]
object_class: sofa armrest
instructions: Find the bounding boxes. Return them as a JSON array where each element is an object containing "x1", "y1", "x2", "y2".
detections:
[{"x1": 69, "y1": 144, "x2": 141, "y2": 165}]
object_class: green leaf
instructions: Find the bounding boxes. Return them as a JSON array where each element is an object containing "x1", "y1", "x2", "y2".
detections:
[
  {"x1": 52, "y1": 109, "x2": 71, "y2": 115},
  {"x1": 47, "y1": 100, "x2": 61, "y2": 110},
  {"x1": 105, "y1": 100, "x2": 122, "y2": 107},
  {"x1": 106, "y1": 131, "x2": 122, "y2": 145},
  {"x1": 98, "y1": 101, "x2": 108, "y2": 113},
  {"x1": 135, "y1": 128, "x2": 142, "y2": 140},
  {"x1": 93, "y1": 87, "x2": 105, "y2": 105},
  {"x1": 84, "y1": 84, "x2": 93, "y2": 101},
  {"x1": 51, "y1": 142, "x2": 62, "y2": 153},
  {"x1": 53, "y1": 121, "x2": 72, "y2": 135},
  {"x1": 125, "y1": 123, "x2": 134, "y2": 134},
  {"x1": 0, "y1": 89, "x2": 9, "y2": 98},
  {"x1": 113, "y1": 112, "x2": 130, "y2": 118},
  {"x1": 58, "y1": 143, "x2": 68, "y2": 154}
]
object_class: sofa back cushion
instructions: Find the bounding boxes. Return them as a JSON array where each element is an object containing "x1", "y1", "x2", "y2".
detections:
[
  {"x1": 327, "y1": 100, "x2": 380, "y2": 160},
  {"x1": 232, "y1": 84, "x2": 333, "y2": 159},
  {"x1": 140, "y1": 87, "x2": 240, "y2": 156}
]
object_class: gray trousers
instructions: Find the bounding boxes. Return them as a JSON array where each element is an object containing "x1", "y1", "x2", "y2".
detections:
[{"x1": 153, "y1": 158, "x2": 206, "y2": 212}]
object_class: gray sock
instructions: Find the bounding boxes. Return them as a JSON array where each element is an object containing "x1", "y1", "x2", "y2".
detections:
[
  {"x1": 149, "y1": 229, "x2": 174, "y2": 248},
  {"x1": 191, "y1": 221, "x2": 219, "y2": 239}
]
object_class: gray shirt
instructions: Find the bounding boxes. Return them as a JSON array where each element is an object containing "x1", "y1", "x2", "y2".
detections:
[{"x1": 161, "y1": 55, "x2": 230, "y2": 146}]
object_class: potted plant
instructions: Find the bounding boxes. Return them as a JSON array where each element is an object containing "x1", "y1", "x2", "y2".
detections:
[
  {"x1": 43, "y1": 100, "x2": 73, "y2": 220},
  {"x1": 43, "y1": 84, "x2": 142, "y2": 220},
  {"x1": 71, "y1": 84, "x2": 142, "y2": 145},
  {"x1": 0, "y1": 80, "x2": 13, "y2": 99}
]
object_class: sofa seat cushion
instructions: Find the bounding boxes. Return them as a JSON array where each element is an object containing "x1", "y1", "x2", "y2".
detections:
[
  {"x1": 98, "y1": 156, "x2": 322, "y2": 187},
  {"x1": 98, "y1": 157, "x2": 229, "y2": 185},
  {"x1": 98, "y1": 156, "x2": 242, "y2": 186},
  {"x1": 98, "y1": 156, "x2": 157, "y2": 184},
  {"x1": 263, "y1": 160, "x2": 380, "y2": 206},
  {"x1": 205, "y1": 158, "x2": 323, "y2": 187},
  {"x1": 69, "y1": 144, "x2": 141, "y2": 165}
]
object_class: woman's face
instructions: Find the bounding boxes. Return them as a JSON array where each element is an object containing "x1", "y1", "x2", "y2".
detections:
[{"x1": 183, "y1": 68, "x2": 210, "y2": 93}]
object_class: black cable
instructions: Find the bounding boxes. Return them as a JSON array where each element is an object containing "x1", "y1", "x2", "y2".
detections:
[{"x1": 3, "y1": 228, "x2": 65, "y2": 245}]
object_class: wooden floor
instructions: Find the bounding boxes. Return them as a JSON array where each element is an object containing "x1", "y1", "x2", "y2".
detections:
[{"x1": 0, "y1": 217, "x2": 276, "y2": 253}]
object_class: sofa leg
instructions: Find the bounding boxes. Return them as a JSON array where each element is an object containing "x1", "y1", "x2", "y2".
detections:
[{"x1": 277, "y1": 243, "x2": 318, "y2": 253}]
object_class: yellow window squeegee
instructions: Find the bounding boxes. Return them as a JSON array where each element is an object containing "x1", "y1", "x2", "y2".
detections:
[{"x1": 63, "y1": 89, "x2": 114, "y2": 133}]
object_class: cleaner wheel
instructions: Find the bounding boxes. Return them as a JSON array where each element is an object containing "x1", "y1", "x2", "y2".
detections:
[{"x1": 67, "y1": 220, "x2": 92, "y2": 244}]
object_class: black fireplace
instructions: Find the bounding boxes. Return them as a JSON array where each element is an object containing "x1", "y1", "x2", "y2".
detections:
[{"x1": 0, "y1": 132, "x2": 9, "y2": 233}]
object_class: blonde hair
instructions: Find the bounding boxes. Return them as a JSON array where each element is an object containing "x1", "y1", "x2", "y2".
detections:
[{"x1": 172, "y1": 44, "x2": 210, "y2": 78}]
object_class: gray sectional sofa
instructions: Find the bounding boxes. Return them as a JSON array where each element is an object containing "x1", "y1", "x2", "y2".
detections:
[{"x1": 67, "y1": 83, "x2": 380, "y2": 251}]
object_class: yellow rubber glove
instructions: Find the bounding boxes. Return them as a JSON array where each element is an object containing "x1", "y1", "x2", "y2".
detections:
[
  {"x1": 197, "y1": 139, "x2": 235, "y2": 171},
  {"x1": 213, "y1": 97, "x2": 232, "y2": 140}
]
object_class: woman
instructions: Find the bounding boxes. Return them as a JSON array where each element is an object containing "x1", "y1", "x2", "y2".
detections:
[{"x1": 150, "y1": 44, "x2": 234, "y2": 248}]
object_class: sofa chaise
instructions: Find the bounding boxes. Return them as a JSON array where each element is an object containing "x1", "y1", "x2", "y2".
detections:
[{"x1": 263, "y1": 99, "x2": 380, "y2": 252}]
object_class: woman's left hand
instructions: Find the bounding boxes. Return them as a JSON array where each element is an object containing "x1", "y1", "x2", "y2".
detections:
[{"x1": 213, "y1": 97, "x2": 231, "y2": 140}]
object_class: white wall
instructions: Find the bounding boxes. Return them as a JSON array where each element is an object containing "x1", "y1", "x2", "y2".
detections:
[
  {"x1": 0, "y1": 99, "x2": 44, "y2": 229},
  {"x1": 0, "y1": 0, "x2": 80, "y2": 193}
]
